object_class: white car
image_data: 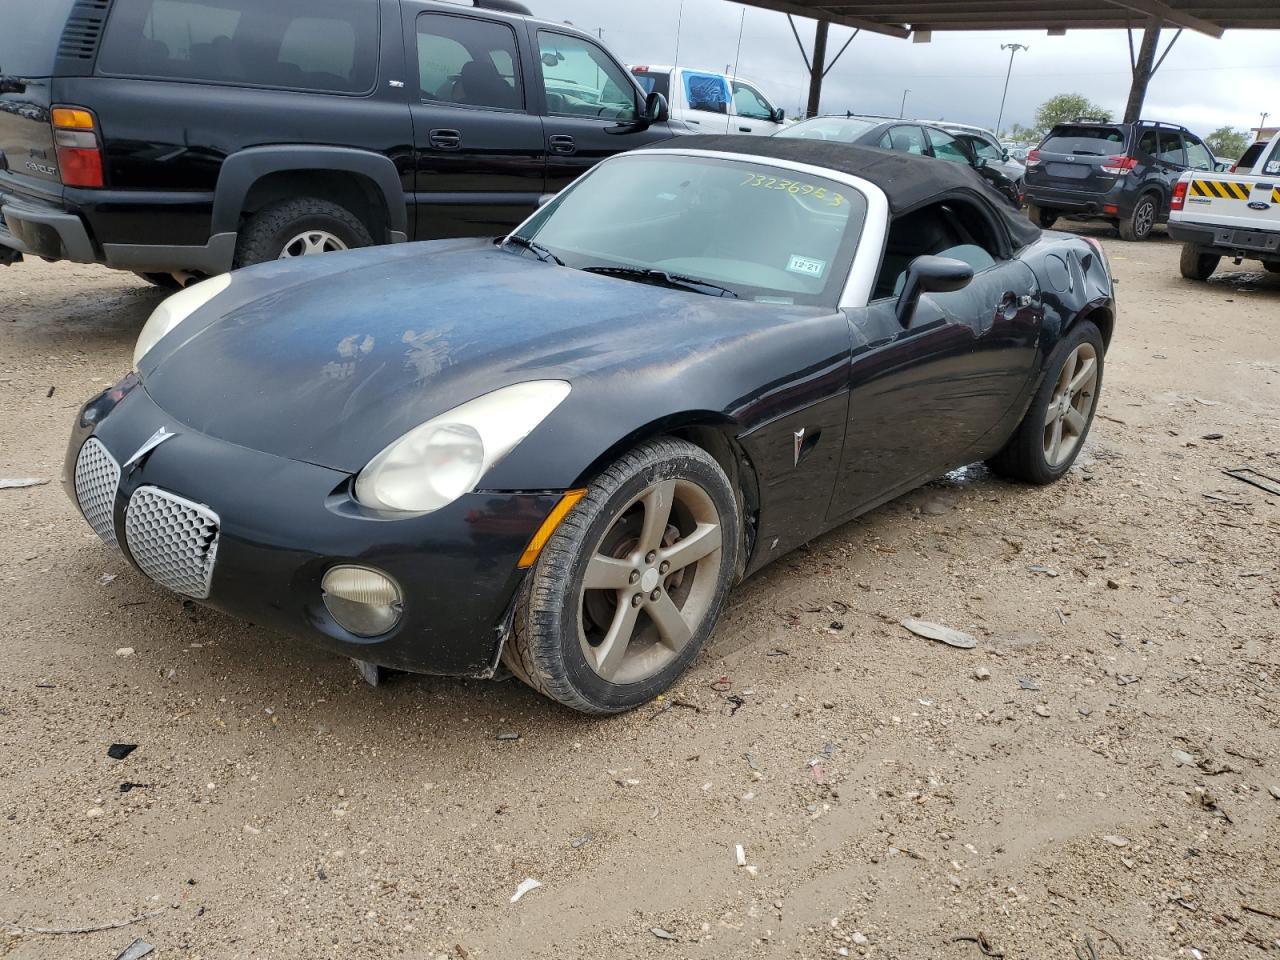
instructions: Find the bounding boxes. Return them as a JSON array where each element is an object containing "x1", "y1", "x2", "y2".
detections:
[{"x1": 629, "y1": 64, "x2": 785, "y2": 136}]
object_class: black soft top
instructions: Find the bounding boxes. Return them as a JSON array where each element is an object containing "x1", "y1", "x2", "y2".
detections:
[{"x1": 648, "y1": 135, "x2": 1042, "y2": 249}]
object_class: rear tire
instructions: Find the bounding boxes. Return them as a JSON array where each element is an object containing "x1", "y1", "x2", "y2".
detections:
[
  {"x1": 1118, "y1": 194, "x2": 1158, "y2": 242},
  {"x1": 134, "y1": 271, "x2": 181, "y2": 290},
  {"x1": 1180, "y1": 245, "x2": 1221, "y2": 281},
  {"x1": 504, "y1": 438, "x2": 740, "y2": 714},
  {"x1": 1263, "y1": 260, "x2": 1280, "y2": 274},
  {"x1": 987, "y1": 320, "x2": 1104, "y2": 485},
  {"x1": 233, "y1": 197, "x2": 373, "y2": 269},
  {"x1": 1027, "y1": 204, "x2": 1058, "y2": 228}
]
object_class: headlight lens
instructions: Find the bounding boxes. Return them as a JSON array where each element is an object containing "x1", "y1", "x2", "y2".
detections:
[
  {"x1": 354, "y1": 380, "x2": 571, "y2": 513},
  {"x1": 133, "y1": 274, "x2": 232, "y2": 368}
]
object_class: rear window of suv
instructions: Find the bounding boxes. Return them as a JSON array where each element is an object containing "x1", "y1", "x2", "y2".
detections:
[
  {"x1": 97, "y1": 0, "x2": 379, "y2": 94},
  {"x1": 0, "y1": 0, "x2": 78, "y2": 77},
  {"x1": 1041, "y1": 125, "x2": 1126, "y2": 156}
]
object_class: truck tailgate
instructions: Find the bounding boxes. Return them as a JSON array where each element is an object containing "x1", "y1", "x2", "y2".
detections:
[{"x1": 1181, "y1": 172, "x2": 1278, "y2": 231}]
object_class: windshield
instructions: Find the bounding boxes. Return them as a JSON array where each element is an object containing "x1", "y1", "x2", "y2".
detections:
[
  {"x1": 510, "y1": 154, "x2": 865, "y2": 306},
  {"x1": 0, "y1": 0, "x2": 77, "y2": 77},
  {"x1": 1041, "y1": 125, "x2": 1126, "y2": 156},
  {"x1": 775, "y1": 116, "x2": 878, "y2": 144}
]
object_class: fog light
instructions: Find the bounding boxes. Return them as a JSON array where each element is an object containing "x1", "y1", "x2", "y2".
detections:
[{"x1": 322, "y1": 565, "x2": 403, "y2": 637}]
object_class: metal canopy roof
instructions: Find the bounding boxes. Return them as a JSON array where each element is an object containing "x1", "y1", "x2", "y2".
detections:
[{"x1": 736, "y1": 0, "x2": 1280, "y2": 39}]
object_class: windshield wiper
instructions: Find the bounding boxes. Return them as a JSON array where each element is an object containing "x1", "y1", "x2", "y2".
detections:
[
  {"x1": 581, "y1": 266, "x2": 739, "y2": 299},
  {"x1": 503, "y1": 234, "x2": 564, "y2": 265}
]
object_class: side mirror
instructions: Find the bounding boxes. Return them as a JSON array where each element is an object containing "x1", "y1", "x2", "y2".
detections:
[
  {"x1": 772, "y1": 107, "x2": 786, "y2": 124},
  {"x1": 644, "y1": 91, "x2": 670, "y2": 124},
  {"x1": 896, "y1": 255, "x2": 974, "y2": 327}
]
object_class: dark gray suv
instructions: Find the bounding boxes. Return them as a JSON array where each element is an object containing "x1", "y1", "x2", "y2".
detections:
[{"x1": 1023, "y1": 119, "x2": 1216, "y2": 241}]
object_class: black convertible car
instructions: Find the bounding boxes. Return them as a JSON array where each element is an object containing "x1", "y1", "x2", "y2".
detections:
[{"x1": 66, "y1": 137, "x2": 1115, "y2": 714}]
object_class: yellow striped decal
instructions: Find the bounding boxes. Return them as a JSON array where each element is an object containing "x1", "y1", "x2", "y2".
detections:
[
  {"x1": 1273, "y1": 187, "x2": 1280, "y2": 204},
  {"x1": 1189, "y1": 179, "x2": 1253, "y2": 201}
]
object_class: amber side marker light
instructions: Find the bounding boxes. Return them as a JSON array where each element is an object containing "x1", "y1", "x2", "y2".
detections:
[
  {"x1": 51, "y1": 106, "x2": 104, "y2": 188},
  {"x1": 518, "y1": 489, "x2": 588, "y2": 568}
]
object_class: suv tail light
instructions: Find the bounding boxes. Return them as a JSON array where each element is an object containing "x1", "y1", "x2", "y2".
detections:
[
  {"x1": 51, "y1": 106, "x2": 104, "y2": 188},
  {"x1": 1025, "y1": 149, "x2": 1042, "y2": 168},
  {"x1": 632, "y1": 65, "x2": 649, "y2": 73},
  {"x1": 1171, "y1": 180, "x2": 1188, "y2": 211},
  {"x1": 1100, "y1": 155, "x2": 1137, "y2": 176}
]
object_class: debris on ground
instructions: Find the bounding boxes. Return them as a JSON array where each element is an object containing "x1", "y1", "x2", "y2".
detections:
[
  {"x1": 1102, "y1": 835, "x2": 1130, "y2": 848},
  {"x1": 570, "y1": 832, "x2": 593, "y2": 849},
  {"x1": 510, "y1": 878, "x2": 542, "y2": 903},
  {"x1": 107, "y1": 744, "x2": 138, "y2": 760},
  {"x1": 899, "y1": 618, "x2": 977, "y2": 649},
  {"x1": 496, "y1": 732, "x2": 520, "y2": 741},
  {"x1": 650, "y1": 927, "x2": 678, "y2": 941},
  {"x1": 2, "y1": 909, "x2": 164, "y2": 935},
  {"x1": 114, "y1": 647, "x2": 134, "y2": 657},
  {"x1": 114, "y1": 939, "x2": 155, "y2": 960},
  {"x1": 1172, "y1": 749, "x2": 1198, "y2": 767},
  {"x1": 1223, "y1": 467, "x2": 1280, "y2": 496},
  {"x1": 0, "y1": 478, "x2": 48, "y2": 490},
  {"x1": 951, "y1": 931, "x2": 1004, "y2": 957},
  {"x1": 973, "y1": 667, "x2": 991, "y2": 680}
]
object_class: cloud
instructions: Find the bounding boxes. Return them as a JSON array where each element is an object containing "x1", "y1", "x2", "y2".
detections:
[{"x1": 536, "y1": 0, "x2": 1279, "y2": 135}]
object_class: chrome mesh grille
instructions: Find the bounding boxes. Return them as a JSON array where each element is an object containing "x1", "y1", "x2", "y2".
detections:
[
  {"x1": 74, "y1": 438, "x2": 121, "y2": 551},
  {"x1": 124, "y1": 487, "x2": 220, "y2": 599}
]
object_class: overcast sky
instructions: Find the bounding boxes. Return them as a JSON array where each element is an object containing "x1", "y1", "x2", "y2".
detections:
[{"x1": 534, "y1": 0, "x2": 1279, "y2": 138}]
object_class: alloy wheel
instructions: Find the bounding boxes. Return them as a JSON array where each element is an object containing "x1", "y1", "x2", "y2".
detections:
[
  {"x1": 577, "y1": 478, "x2": 723, "y2": 685},
  {"x1": 1043, "y1": 341, "x2": 1099, "y2": 467},
  {"x1": 1134, "y1": 200, "x2": 1155, "y2": 238},
  {"x1": 279, "y1": 230, "x2": 348, "y2": 259}
]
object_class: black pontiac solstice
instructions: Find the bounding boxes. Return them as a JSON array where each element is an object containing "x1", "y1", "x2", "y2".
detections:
[{"x1": 66, "y1": 138, "x2": 1115, "y2": 714}]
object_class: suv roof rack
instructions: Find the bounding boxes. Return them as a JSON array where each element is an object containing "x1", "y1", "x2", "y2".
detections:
[
  {"x1": 1137, "y1": 119, "x2": 1190, "y2": 132},
  {"x1": 442, "y1": 0, "x2": 533, "y2": 14},
  {"x1": 1070, "y1": 116, "x2": 1114, "y2": 124}
]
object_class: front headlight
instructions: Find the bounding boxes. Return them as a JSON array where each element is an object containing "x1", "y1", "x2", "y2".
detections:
[
  {"x1": 133, "y1": 274, "x2": 232, "y2": 368},
  {"x1": 354, "y1": 380, "x2": 571, "y2": 513}
]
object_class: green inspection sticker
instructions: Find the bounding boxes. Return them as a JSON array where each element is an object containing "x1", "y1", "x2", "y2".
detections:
[{"x1": 787, "y1": 255, "x2": 826, "y2": 278}]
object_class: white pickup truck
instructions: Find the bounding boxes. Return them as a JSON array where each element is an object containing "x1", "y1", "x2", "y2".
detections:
[{"x1": 1169, "y1": 135, "x2": 1280, "y2": 280}]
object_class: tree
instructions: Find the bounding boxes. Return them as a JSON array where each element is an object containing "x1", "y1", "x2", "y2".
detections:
[
  {"x1": 1204, "y1": 126, "x2": 1250, "y2": 160},
  {"x1": 1032, "y1": 94, "x2": 1113, "y2": 140}
]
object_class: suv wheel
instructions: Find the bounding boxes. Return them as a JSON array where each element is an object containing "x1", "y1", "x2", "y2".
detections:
[
  {"x1": 1118, "y1": 193, "x2": 1158, "y2": 242},
  {"x1": 1179, "y1": 245, "x2": 1221, "y2": 281},
  {"x1": 1027, "y1": 204, "x2": 1058, "y2": 228},
  {"x1": 234, "y1": 197, "x2": 373, "y2": 269}
]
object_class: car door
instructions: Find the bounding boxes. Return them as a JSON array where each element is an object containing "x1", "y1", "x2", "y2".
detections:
[
  {"x1": 877, "y1": 125, "x2": 929, "y2": 157},
  {"x1": 534, "y1": 29, "x2": 679, "y2": 194},
  {"x1": 1153, "y1": 129, "x2": 1188, "y2": 211},
  {"x1": 675, "y1": 69, "x2": 732, "y2": 134},
  {"x1": 827, "y1": 197, "x2": 1042, "y2": 521},
  {"x1": 406, "y1": 10, "x2": 546, "y2": 239},
  {"x1": 729, "y1": 79, "x2": 780, "y2": 135}
]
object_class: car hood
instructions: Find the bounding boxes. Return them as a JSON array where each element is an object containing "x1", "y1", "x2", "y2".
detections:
[{"x1": 140, "y1": 239, "x2": 793, "y2": 474}]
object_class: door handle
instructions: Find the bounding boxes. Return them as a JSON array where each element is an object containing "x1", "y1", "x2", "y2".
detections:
[
  {"x1": 549, "y1": 135, "x2": 576, "y2": 155},
  {"x1": 429, "y1": 129, "x2": 462, "y2": 151},
  {"x1": 738, "y1": 126, "x2": 752, "y2": 133}
]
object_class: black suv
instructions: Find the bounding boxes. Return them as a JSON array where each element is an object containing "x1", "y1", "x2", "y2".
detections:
[
  {"x1": 0, "y1": 0, "x2": 681, "y2": 285},
  {"x1": 1023, "y1": 119, "x2": 1217, "y2": 241}
]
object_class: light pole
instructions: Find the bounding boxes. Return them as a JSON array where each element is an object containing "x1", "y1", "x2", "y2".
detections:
[
  {"x1": 899, "y1": 88, "x2": 910, "y2": 119},
  {"x1": 1262, "y1": 111, "x2": 1272, "y2": 132},
  {"x1": 995, "y1": 43, "x2": 1029, "y2": 137}
]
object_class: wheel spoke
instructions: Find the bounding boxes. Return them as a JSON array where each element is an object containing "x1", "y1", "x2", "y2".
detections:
[
  {"x1": 1068, "y1": 356, "x2": 1096, "y2": 394},
  {"x1": 1064, "y1": 406, "x2": 1087, "y2": 435},
  {"x1": 637, "y1": 480, "x2": 676, "y2": 554},
  {"x1": 1048, "y1": 417, "x2": 1064, "y2": 462},
  {"x1": 584, "y1": 554, "x2": 633, "y2": 591},
  {"x1": 594, "y1": 602, "x2": 641, "y2": 680},
  {"x1": 660, "y1": 522, "x2": 721, "y2": 573},
  {"x1": 1044, "y1": 403, "x2": 1061, "y2": 427},
  {"x1": 647, "y1": 592, "x2": 693, "y2": 651},
  {"x1": 1055, "y1": 355, "x2": 1074, "y2": 395}
]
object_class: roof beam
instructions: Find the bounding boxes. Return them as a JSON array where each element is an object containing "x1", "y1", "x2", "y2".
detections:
[
  {"x1": 733, "y1": 0, "x2": 911, "y2": 38},
  {"x1": 1096, "y1": 0, "x2": 1225, "y2": 36}
]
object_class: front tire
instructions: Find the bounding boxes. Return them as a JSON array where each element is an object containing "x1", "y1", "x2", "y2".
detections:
[
  {"x1": 1180, "y1": 245, "x2": 1221, "y2": 281},
  {"x1": 987, "y1": 320, "x2": 1104, "y2": 485},
  {"x1": 504, "y1": 438, "x2": 740, "y2": 714},
  {"x1": 1118, "y1": 194, "x2": 1158, "y2": 241},
  {"x1": 233, "y1": 197, "x2": 373, "y2": 269}
]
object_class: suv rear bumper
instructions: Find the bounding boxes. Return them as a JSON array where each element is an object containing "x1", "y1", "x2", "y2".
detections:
[
  {"x1": 1023, "y1": 181, "x2": 1135, "y2": 218},
  {"x1": 1, "y1": 184, "x2": 235, "y2": 273},
  {"x1": 1, "y1": 195, "x2": 96, "y2": 263}
]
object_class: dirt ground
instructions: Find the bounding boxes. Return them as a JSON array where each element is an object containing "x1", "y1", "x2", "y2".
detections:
[{"x1": 1, "y1": 227, "x2": 1278, "y2": 960}]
